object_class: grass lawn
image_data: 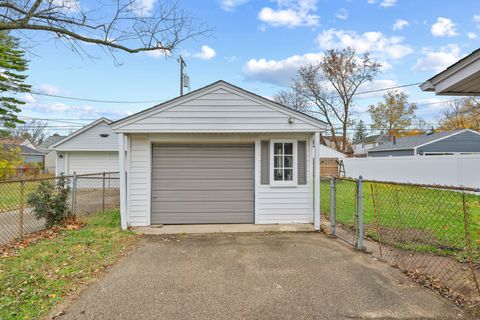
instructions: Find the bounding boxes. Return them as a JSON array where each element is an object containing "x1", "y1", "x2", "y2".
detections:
[
  {"x1": 0, "y1": 181, "x2": 40, "y2": 213},
  {"x1": 321, "y1": 179, "x2": 480, "y2": 259},
  {"x1": 0, "y1": 209, "x2": 139, "y2": 320}
]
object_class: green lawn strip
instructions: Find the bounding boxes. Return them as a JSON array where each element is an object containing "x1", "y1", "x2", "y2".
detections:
[
  {"x1": 0, "y1": 209, "x2": 139, "y2": 320},
  {"x1": 320, "y1": 180, "x2": 480, "y2": 259},
  {"x1": 0, "y1": 181, "x2": 40, "y2": 212}
]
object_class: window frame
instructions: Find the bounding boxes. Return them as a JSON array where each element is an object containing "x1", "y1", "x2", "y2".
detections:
[{"x1": 269, "y1": 139, "x2": 298, "y2": 187}]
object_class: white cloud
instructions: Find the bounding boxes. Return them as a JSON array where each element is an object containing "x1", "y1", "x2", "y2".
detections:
[
  {"x1": 412, "y1": 44, "x2": 462, "y2": 72},
  {"x1": 52, "y1": 0, "x2": 80, "y2": 12},
  {"x1": 336, "y1": 9, "x2": 348, "y2": 20},
  {"x1": 356, "y1": 79, "x2": 401, "y2": 101},
  {"x1": 191, "y1": 45, "x2": 216, "y2": 60},
  {"x1": 431, "y1": 17, "x2": 458, "y2": 37},
  {"x1": 243, "y1": 52, "x2": 324, "y2": 86},
  {"x1": 131, "y1": 0, "x2": 156, "y2": 16},
  {"x1": 258, "y1": 0, "x2": 320, "y2": 28},
  {"x1": 368, "y1": 0, "x2": 396, "y2": 7},
  {"x1": 21, "y1": 93, "x2": 36, "y2": 104},
  {"x1": 393, "y1": 19, "x2": 409, "y2": 31},
  {"x1": 23, "y1": 101, "x2": 129, "y2": 118},
  {"x1": 316, "y1": 28, "x2": 413, "y2": 60},
  {"x1": 38, "y1": 83, "x2": 61, "y2": 95},
  {"x1": 468, "y1": 32, "x2": 477, "y2": 39},
  {"x1": 144, "y1": 49, "x2": 170, "y2": 58},
  {"x1": 219, "y1": 0, "x2": 249, "y2": 11},
  {"x1": 380, "y1": 0, "x2": 396, "y2": 7},
  {"x1": 473, "y1": 15, "x2": 480, "y2": 29}
]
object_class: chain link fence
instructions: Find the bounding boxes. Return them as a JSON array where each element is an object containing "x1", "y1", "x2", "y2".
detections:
[
  {"x1": 0, "y1": 172, "x2": 119, "y2": 245},
  {"x1": 322, "y1": 176, "x2": 480, "y2": 307}
]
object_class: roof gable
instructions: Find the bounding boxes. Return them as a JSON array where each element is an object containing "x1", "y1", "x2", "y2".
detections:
[
  {"x1": 112, "y1": 81, "x2": 326, "y2": 133},
  {"x1": 51, "y1": 118, "x2": 118, "y2": 151},
  {"x1": 368, "y1": 129, "x2": 479, "y2": 153}
]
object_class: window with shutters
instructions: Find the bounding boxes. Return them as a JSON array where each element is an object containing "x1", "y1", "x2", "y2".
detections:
[{"x1": 270, "y1": 140, "x2": 297, "y2": 186}]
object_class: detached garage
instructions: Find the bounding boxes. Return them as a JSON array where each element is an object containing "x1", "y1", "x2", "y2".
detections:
[
  {"x1": 51, "y1": 118, "x2": 119, "y2": 176},
  {"x1": 111, "y1": 81, "x2": 327, "y2": 229}
]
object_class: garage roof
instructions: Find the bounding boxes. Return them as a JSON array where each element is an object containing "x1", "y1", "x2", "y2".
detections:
[
  {"x1": 420, "y1": 49, "x2": 480, "y2": 96},
  {"x1": 111, "y1": 80, "x2": 327, "y2": 133}
]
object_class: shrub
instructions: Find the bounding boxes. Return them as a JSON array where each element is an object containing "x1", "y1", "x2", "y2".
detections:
[{"x1": 27, "y1": 175, "x2": 71, "y2": 227}]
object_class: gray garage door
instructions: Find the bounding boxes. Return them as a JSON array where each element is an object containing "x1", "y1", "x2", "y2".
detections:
[{"x1": 151, "y1": 144, "x2": 255, "y2": 224}]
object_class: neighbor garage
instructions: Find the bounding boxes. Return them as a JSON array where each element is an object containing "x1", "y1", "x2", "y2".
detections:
[{"x1": 151, "y1": 144, "x2": 254, "y2": 224}]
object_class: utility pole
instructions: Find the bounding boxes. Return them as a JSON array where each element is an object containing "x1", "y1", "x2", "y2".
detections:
[{"x1": 179, "y1": 55, "x2": 186, "y2": 96}]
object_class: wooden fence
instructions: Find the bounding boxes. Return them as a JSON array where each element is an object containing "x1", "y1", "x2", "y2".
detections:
[{"x1": 320, "y1": 158, "x2": 340, "y2": 177}]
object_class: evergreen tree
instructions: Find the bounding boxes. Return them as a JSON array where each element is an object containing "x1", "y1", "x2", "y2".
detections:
[
  {"x1": 353, "y1": 120, "x2": 368, "y2": 142},
  {"x1": 0, "y1": 32, "x2": 30, "y2": 135}
]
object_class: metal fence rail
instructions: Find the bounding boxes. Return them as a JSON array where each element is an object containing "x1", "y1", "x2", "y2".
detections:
[
  {"x1": 0, "y1": 172, "x2": 120, "y2": 245},
  {"x1": 322, "y1": 176, "x2": 480, "y2": 306}
]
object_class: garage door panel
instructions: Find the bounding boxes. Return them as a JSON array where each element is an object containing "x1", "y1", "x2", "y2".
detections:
[
  {"x1": 151, "y1": 144, "x2": 254, "y2": 224},
  {"x1": 152, "y1": 157, "x2": 254, "y2": 169},
  {"x1": 152, "y1": 201, "x2": 254, "y2": 212},
  {"x1": 152, "y1": 190, "x2": 253, "y2": 202},
  {"x1": 151, "y1": 179, "x2": 253, "y2": 191},
  {"x1": 152, "y1": 168, "x2": 254, "y2": 180}
]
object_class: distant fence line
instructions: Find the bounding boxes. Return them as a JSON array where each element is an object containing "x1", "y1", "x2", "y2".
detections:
[
  {"x1": 0, "y1": 172, "x2": 120, "y2": 245},
  {"x1": 343, "y1": 154, "x2": 480, "y2": 189}
]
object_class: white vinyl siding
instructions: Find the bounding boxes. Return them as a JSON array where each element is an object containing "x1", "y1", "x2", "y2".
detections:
[
  {"x1": 54, "y1": 121, "x2": 118, "y2": 151},
  {"x1": 114, "y1": 88, "x2": 321, "y2": 133},
  {"x1": 125, "y1": 133, "x2": 313, "y2": 226},
  {"x1": 128, "y1": 134, "x2": 150, "y2": 226},
  {"x1": 256, "y1": 138, "x2": 313, "y2": 224}
]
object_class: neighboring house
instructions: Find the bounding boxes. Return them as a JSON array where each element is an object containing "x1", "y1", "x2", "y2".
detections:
[
  {"x1": 37, "y1": 134, "x2": 66, "y2": 174},
  {"x1": 353, "y1": 134, "x2": 391, "y2": 156},
  {"x1": 421, "y1": 48, "x2": 480, "y2": 95},
  {"x1": 320, "y1": 135, "x2": 354, "y2": 156},
  {"x1": 111, "y1": 80, "x2": 327, "y2": 229},
  {"x1": 367, "y1": 129, "x2": 480, "y2": 157},
  {"x1": 0, "y1": 143, "x2": 44, "y2": 164},
  {"x1": 50, "y1": 118, "x2": 118, "y2": 175}
]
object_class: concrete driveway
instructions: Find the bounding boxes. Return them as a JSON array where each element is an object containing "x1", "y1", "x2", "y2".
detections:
[{"x1": 56, "y1": 233, "x2": 465, "y2": 320}]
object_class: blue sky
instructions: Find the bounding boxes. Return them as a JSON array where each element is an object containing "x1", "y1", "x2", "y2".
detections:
[{"x1": 17, "y1": 0, "x2": 480, "y2": 134}]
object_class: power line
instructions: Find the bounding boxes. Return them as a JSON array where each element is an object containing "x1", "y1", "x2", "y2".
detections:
[
  {"x1": 25, "y1": 82, "x2": 422, "y2": 105},
  {"x1": 29, "y1": 90, "x2": 168, "y2": 104}
]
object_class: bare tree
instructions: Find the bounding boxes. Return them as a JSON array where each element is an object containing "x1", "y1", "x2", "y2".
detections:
[
  {"x1": 0, "y1": 0, "x2": 209, "y2": 57},
  {"x1": 273, "y1": 89, "x2": 309, "y2": 113},
  {"x1": 439, "y1": 97, "x2": 480, "y2": 130},
  {"x1": 293, "y1": 48, "x2": 381, "y2": 152},
  {"x1": 9, "y1": 119, "x2": 47, "y2": 144}
]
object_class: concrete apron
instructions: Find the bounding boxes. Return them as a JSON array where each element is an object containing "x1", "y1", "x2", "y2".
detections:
[{"x1": 132, "y1": 224, "x2": 316, "y2": 235}]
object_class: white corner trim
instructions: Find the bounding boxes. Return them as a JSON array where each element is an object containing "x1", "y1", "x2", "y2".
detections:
[{"x1": 254, "y1": 140, "x2": 260, "y2": 224}]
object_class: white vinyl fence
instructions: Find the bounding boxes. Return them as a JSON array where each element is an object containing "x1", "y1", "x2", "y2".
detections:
[{"x1": 343, "y1": 154, "x2": 480, "y2": 189}]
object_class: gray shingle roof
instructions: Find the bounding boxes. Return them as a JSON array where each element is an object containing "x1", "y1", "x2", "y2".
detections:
[
  {"x1": 368, "y1": 130, "x2": 466, "y2": 152},
  {"x1": 38, "y1": 135, "x2": 66, "y2": 153},
  {"x1": 1, "y1": 143, "x2": 44, "y2": 155}
]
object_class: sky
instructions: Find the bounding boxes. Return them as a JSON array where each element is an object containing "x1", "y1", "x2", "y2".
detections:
[{"x1": 14, "y1": 0, "x2": 480, "y2": 135}]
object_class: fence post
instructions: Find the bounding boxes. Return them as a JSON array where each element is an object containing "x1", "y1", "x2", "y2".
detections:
[
  {"x1": 329, "y1": 177, "x2": 336, "y2": 238},
  {"x1": 102, "y1": 172, "x2": 106, "y2": 212},
  {"x1": 356, "y1": 176, "x2": 365, "y2": 251},
  {"x1": 71, "y1": 172, "x2": 77, "y2": 215},
  {"x1": 19, "y1": 179, "x2": 25, "y2": 240}
]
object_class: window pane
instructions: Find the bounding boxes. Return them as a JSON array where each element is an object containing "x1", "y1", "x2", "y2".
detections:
[
  {"x1": 274, "y1": 143, "x2": 283, "y2": 155},
  {"x1": 284, "y1": 156, "x2": 293, "y2": 168},
  {"x1": 274, "y1": 156, "x2": 283, "y2": 168},
  {"x1": 284, "y1": 143, "x2": 293, "y2": 155},
  {"x1": 274, "y1": 169, "x2": 283, "y2": 181},
  {"x1": 284, "y1": 169, "x2": 293, "y2": 181}
]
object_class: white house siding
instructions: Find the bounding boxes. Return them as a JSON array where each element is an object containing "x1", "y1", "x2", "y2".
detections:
[
  {"x1": 54, "y1": 121, "x2": 118, "y2": 151},
  {"x1": 114, "y1": 87, "x2": 321, "y2": 133},
  {"x1": 126, "y1": 133, "x2": 314, "y2": 227},
  {"x1": 59, "y1": 152, "x2": 119, "y2": 175},
  {"x1": 127, "y1": 134, "x2": 150, "y2": 226},
  {"x1": 44, "y1": 150, "x2": 57, "y2": 173}
]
